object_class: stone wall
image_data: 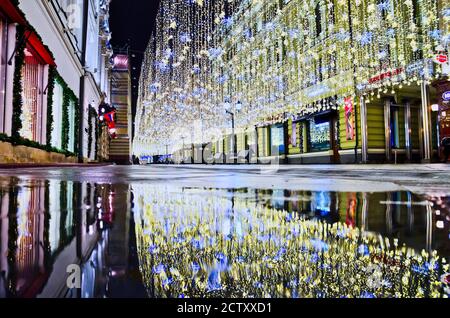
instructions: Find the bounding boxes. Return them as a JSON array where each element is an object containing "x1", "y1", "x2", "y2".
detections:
[{"x1": 0, "y1": 142, "x2": 78, "y2": 164}]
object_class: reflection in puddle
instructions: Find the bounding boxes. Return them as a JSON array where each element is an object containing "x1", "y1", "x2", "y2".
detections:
[
  {"x1": 0, "y1": 179, "x2": 137, "y2": 298},
  {"x1": 133, "y1": 186, "x2": 450, "y2": 298},
  {"x1": 0, "y1": 178, "x2": 449, "y2": 298}
]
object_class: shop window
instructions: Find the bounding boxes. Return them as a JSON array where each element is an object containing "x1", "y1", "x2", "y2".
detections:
[
  {"x1": 51, "y1": 81, "x2": 64, "y2": 149},
  {"x1": 391, "y1": 107, "x2": 400, "y2": 149},
  {"x1": 0, "y1": 15, "x2": 8, "y2": 134},
  {"x1": 309, "y1": 117, "x2": 331, "y2": 152},
  {"x1": 270, "y1": 124, "x2": 285, "y2": 155},
  {"x1": 67, "y1": 99, "x2": 76, "y2": 152},
  {"x1": 20, "y1": 45, "x2": 46, "y2": 143}
]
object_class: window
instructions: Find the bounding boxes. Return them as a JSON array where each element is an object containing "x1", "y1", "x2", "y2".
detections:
[
  {"x1": 391, "y1": 107, "x2": 401, "y2": 149},
  {"x1": 309, "y1": 117, "x2": 331, "y2": 152},
  {"x1": 50, "y1": 0, "x2": 84, "y2": 56},
  {"x1": 270, "y1": 124, "x2": 285, "y2": 155},
  {"x1": 20, "y1": 45, "x2": 46, "y2": 143},
  {"x1": 315, "y1": 3, "x2": 322, "y2": 37},
  {"x1": 68, "y1": 99, "x2": 76, "y2": 152},
  {"x1": 51, "y1": 81, "x2": 64, "y2": 149},
  {"x1": 412, "y1": 0, "x2": 421, "y2": 27},
  {"x1": 0, "y1": 15, "x2": 8, "y2": 134}
]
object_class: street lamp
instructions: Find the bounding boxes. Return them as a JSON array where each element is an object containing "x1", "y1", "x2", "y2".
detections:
[{"x1": 225, "y1": 100, "x2": 242, "y2": 162}]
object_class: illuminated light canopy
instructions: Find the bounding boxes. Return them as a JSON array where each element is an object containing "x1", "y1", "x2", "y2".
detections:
[{"x1": 133, "y1": 0, "x2": 447, "y2": 157}]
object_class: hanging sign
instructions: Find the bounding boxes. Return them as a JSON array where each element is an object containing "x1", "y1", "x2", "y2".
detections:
[
  {"x1": 434, "y1": 54, "x2": 448, "y2": 64},
  {"x1": 368, "y1": 68, "x2": 403, "y2": 84},
  {"x1": 344, "y1": 97, "x2": 355, "y2": 141},
  {"x1": 443, "y1": 91, "x2": 450, "y2": 102}
]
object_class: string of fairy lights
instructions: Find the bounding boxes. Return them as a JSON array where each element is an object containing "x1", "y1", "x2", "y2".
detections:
[{"x1": 133, "y1": 0, "x2": 448, "y2": 156}]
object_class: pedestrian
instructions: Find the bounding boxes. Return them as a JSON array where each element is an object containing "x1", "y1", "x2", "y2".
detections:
[{"x1": 442, "y1": 137, "x2": 450, "y2": 163}]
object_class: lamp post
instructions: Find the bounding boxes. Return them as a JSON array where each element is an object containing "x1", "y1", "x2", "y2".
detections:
[
  {"x1": 78, "y1": 0, "x2": 89, "y2": 164},
  {"x1": 181, "y1": 136, "x2": 186, "y2": 163},
  {"x1": 225, "y1": 100, "x2": 242, "y2": 163}
]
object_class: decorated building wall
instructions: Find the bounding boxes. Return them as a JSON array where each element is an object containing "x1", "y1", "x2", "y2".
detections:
[{"x1": 0, "y1": 0, "x2": 113, "y2": 162}]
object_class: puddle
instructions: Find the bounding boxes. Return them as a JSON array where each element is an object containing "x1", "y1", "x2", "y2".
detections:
[{"x1": 0, "y1": 177, "x2": 448, "y2": 298}]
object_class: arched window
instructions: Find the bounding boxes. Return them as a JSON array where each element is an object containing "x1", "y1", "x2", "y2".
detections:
[
  {"x1": 329, "y1": 0, "x2": 336, "y2": 25},
  {"x1": 315, "y1": 3, "x2": 322, "y2": 37},
  {"x1": 412, "y1": 0, "x2": 421, "y2": 28}
]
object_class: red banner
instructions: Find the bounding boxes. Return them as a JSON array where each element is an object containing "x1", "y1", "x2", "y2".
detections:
[{"x1": 344, "y1": 97, "x2": 355, "y2": 141}]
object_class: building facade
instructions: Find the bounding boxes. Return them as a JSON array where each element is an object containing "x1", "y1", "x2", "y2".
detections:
[
  {"x1": 135, "y1": 0, "x2": 449, "y2": 165},
  {"x1": 210, "y1": 0, "x2": 448, "y2": 164},
  {"x1": 0, "y1": 0, "x2": 113, "y2": 163},
  {"x1": 109, "y1": 54, "x2": 132, "y2": 164}
]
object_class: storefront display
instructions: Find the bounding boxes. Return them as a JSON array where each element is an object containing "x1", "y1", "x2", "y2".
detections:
[
  {"x1": 20, "y1": 46, "x2": 46, "y2": 142},
  {"x1": 309, "y1": 118, "x2": 331, "y2": 152},
  {"x1": 270, "y1": 124, "x2": 285, "y2": 155}
]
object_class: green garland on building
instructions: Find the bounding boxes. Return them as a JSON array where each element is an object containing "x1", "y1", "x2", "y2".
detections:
[
  {"x1": 11, "y1": 25, "x2": 26, "y2": 140},
  {"x1": 46, "y1": 66, "x2": 57, "y2": 146},
  {"x1": 55, "y1": 74, "x2": 79, "y2": 152}
]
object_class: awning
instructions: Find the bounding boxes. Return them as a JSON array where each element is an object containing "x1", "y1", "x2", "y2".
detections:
[
  {"x1": 1, "y1": 0, "x2": 56, "y2": 66},
  {"x1": 0, "y1": 0, "x2": 27, "y2": 25},
  {"x1": 25, "y1": 30, "x2": 56, "y2": 66}
]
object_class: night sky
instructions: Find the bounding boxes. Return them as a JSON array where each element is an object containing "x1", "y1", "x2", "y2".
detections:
[{"x1": 109, "y1": 0, "x2": 160, "y2": 116}]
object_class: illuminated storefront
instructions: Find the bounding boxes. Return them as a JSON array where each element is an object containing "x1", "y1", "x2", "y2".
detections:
[{"x1": 20, "y1": 45, "x2": 49, "y2": 143}]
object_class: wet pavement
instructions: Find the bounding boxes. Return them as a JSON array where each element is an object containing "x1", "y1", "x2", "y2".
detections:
[{"x1": 0, "y1": 164, "x2": 449, "y2": 298}]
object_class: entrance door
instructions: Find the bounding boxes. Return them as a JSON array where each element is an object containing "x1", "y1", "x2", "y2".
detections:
[{"x1": 385, "y1": 101, "x2": 419, "y2": 162}]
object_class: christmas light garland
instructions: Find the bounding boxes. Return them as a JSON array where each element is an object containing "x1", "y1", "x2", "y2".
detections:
[{"x1": 134, "y1": 0, "x2": 448, "y2": 157}]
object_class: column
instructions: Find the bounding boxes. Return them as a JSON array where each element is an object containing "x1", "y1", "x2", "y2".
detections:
[
  {"x1": 421, "y1": 81, "x2": 432, "y2": 163},
  {"x1": 360, "y1": 192, "x2": 369, "y2": 232},
  {"x1": 425, "y1": 203, "x2": 433, "y2": 254},
  {"x1": 360, "y1": 96, "x2": 369, "y2": 163},
  {"x1": 253, "y1": 126, "x2": 259, "y2": 164},
  {"x1": 404, "y1": 101, "x2": 412, "y2": 162},
  {"x1": 384, "y1": 99, "x2": 392, "y2": 162}
]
